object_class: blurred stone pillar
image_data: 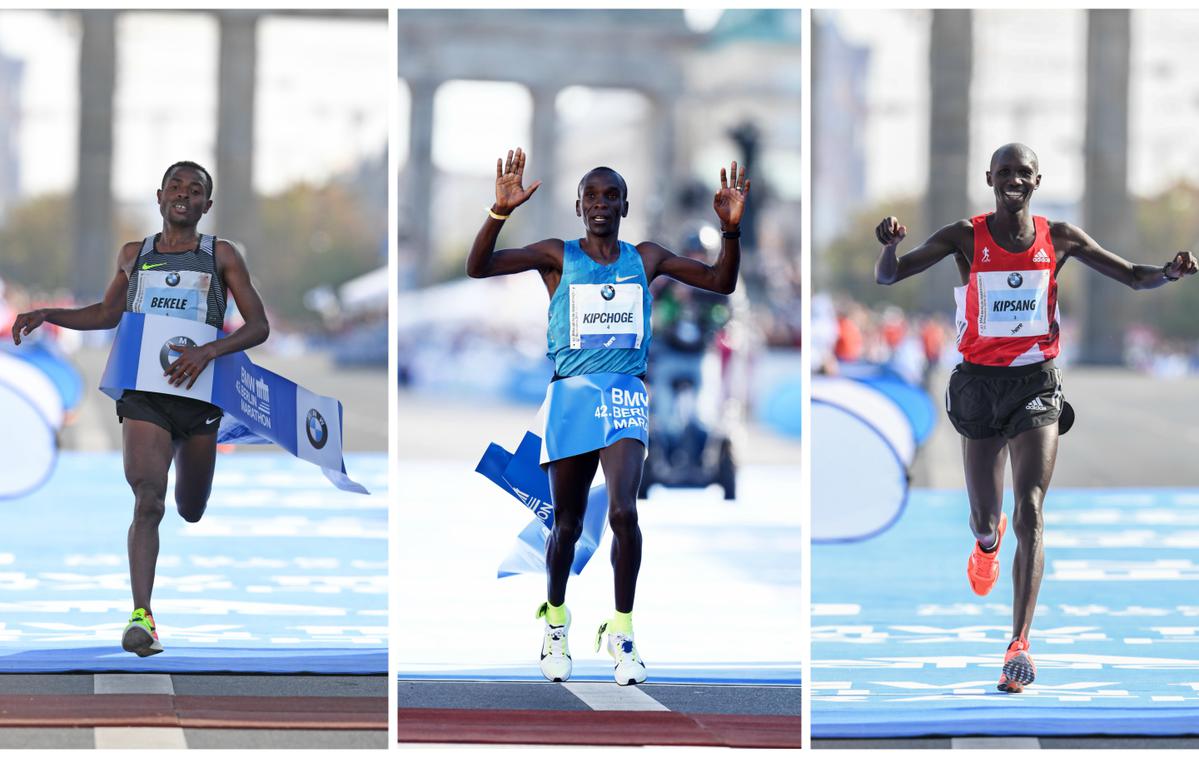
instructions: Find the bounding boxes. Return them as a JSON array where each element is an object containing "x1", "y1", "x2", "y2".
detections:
[
  {"x1": 216, "y1": 11, "x2": 259, "y2": 256},
  {"x1": 1081, "y1": 10, "x2": 1132, "y2": 365},
  {"x1": 529, "y1": 84, "x2": 558, "y2": 240},
  {"x1": 73, "y1": 10, "x2": 116, "y2": 302},
  {"x1": 648, "y1": 95, "x2": 675, "y2": 242},
  {"x1": 403, "y1": 77, "x2": 436, "y2": 286},
  {"x1": 923, "y1": 9, "x2": 973, "y2": 314}
]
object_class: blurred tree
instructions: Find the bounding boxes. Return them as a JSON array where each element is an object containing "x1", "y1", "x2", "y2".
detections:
[
  {"x1": 816, "y1": 197, "x2": 925, "y2": 311},
  {"x1": 256, "y1": 181, "x2": 383, "y2": 327},
  {"x1": 0, "y1": 194, "x2": 138, "y2": 297},
  {"x1": 1134, "y1": 181, "x2": 1199, "y2": 340}
]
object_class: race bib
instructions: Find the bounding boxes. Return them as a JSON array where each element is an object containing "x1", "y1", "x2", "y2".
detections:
[
  {"x1": 569, "y1": 283, "x2": 643, "y2": 350},
  {"x1": 975, "y1": 269, "x2": 1050, "y2": 338},
  {"x1": 131, "y1": 269, "x2": 212, "y2": 324}
]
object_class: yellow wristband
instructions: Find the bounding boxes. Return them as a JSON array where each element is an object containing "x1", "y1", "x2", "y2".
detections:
[{"x1": 487, "y1": 207, "x2": 510, "y2": 221}]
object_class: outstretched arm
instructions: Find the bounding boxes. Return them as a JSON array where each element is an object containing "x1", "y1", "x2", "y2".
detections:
[
  {"x1": 163, "y1": 241, "x2": 271, "y2": 389},
  {"x1": 465, "y1": 147, "x2": 559, "y2": 278},
  {"x1": 644, "y1": 161, "x2": 748, "y2": 294},
  {"x1": 875, "y1": 217, "x2": 968, "y2": 285},
  {"x1": 1054, "y1": 222, "x2": 1198, "y2": 290},
  {"x1": 10, "y1": 243, "x2": 138, "y2": 344}
]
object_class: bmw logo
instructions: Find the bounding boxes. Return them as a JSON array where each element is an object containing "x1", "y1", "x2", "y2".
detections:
[
  {"x1": 1007, "y1": 272, "x2": 1023, "y2": 288},
  {"x1": 165, "y1": 271, "x2": 181, "y2": 287},
  {"x1": 159, "y1": 336, "x2": 196, "y2": 371},
  {"x1": 306, "y1": 409, "x2": 329, "y2": 449},
  {"x1": 601, "y1": 284, "x2": 616, "y2": 301}
]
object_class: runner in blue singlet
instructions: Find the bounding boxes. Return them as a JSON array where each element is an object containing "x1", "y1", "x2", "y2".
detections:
[
  {"x1": 467, "y1": 147, "x2": 750, "y2": 685},
  {"x1": 12, "y1": 162, "x2": 270, "y2": 656}
]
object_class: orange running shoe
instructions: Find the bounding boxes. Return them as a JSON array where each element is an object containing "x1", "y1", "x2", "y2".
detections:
[
  {"x1": 967, "y1": 513, "x2": 1007, "y2": 596},
  {"x1": 997, "y1": 637, "x2": 1036, "y2": 693}
]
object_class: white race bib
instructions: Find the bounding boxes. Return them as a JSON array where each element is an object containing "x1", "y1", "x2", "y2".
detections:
[
  {"x1": 569, "y1": 283, "x2": 644, "y2": 350},
  {"x1": 131, "y1": 269, "x2": 212, "y2": 324},
  {"x1": 975, "y1": 269, "x2": 1050, "y2": 338}
]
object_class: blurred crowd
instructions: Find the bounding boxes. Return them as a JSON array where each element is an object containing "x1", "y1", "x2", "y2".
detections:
[{"x1": 813, "y1": 292, "x2": 1199, "y2": 384}]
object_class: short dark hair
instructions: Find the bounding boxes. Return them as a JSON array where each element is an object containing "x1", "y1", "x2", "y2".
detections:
[
  {"x1": 162, "y1": 161, "x2": 214, "y2": 199},
  {"x1": 577, "y1": 166, "x2": 627, "y2": 200}
]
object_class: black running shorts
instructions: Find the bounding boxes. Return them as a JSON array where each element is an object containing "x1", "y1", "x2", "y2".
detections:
[
  {"x1": 945, "y1": 360, "x2": 1071, "y2": 440},
  {"x1": 116, "y1": 390, "x2": 223, "y2": 440}
]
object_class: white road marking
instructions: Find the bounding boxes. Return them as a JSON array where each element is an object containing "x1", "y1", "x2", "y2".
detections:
[
  {"x1": 952, "y1": 736, "x2": 1041, "y2": 749},
  {"x1": 94, "y1": 727, "x2": 188, "y2": 749},
  {"x1": 94, "y1": 673, "x2": 175, "y2": 695},
  {"x1": 562, "y1": 682, "x2": 670, "y2": 711}
]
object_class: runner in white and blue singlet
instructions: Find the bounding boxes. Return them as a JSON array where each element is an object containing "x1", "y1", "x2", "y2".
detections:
[
  {"x1": 12, "y1": 162, "x2": 270, "y2": 657},
  {"x1": 467, "y1": 147, "x2": 750, "y2": 685}
]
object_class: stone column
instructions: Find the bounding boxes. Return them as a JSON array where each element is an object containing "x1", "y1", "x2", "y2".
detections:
[
  {"x1": 216, "y1": 11, "x2": 259, "y2": 256},
  {"x1": 529, "y1": 84, "x2": 558, "y2": 240},
  {"x1": 1081, "y1": 10, "x2": 1132, "y2": 365},
  {"x1": 648, "y1": 94, "x2": 676, "y2": 241},
  {"x1": 923, "y1": 9, "x2": 973, "y2": 313},
  {"x1": 402, "y1": 77, "x2": 436, "y2": 286},
  {"x1": 73, "y1": 10, "x2": 116, "y2": 302}
]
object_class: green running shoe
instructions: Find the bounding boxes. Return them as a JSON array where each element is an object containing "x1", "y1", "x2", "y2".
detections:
[
  {"x1": 536, "y1": 602, "x2": 572, "y2": 682},
  {"x1": 595, "y1": 620, "x2": 646, "y2": 686},
  {"x1": 121, "y1": 608, "x2": 163, "y2": 657}
]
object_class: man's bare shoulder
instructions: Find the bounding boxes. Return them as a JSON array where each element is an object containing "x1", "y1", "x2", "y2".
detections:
[{"x1": 117, "y1": 240, "x2": 142, "y2": 271}]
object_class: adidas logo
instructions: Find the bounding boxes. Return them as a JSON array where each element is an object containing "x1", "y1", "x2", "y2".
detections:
[
  {"x1": 1025, "y1": 396, "x2": 1047, "y2": 411},
  {"x1": 1033, "y1": 248, "x2": 1051, "y2": 264}
]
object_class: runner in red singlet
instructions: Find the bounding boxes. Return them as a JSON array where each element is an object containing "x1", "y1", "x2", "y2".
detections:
[{"x1": 873, "y1": 143, "x2": 1197, "y2": 692}]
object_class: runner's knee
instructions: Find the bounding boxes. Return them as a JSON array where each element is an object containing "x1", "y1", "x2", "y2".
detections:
[
  {"x1": 129, "y1": 478, "x2": 166, "y2": 523},
  {"x1": 552, "y1": 513, "x2": 584, "y2": 546},
  {"x1": 608, "y1": 503, "x2": 639, "y2": 538},
  {"x1": 175, "y1": 498, "x2": 208, "y2": 523},
  {"x1": 1011, "y1": 491, "x2": 1045, "y2": 540}
]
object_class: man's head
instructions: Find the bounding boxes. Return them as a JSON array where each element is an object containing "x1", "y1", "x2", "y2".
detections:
[
  {"x1": 158, "y1": 161, "x2": 214, "y2": 227},
  {"x1": 986, "y1": 143, "x2": 1040, "y2": 212},
  {"x1": 576, "y1": 167, "x2": 629, "y2": 237}
]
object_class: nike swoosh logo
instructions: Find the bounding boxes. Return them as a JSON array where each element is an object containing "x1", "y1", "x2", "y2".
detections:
[
  {"x1": 615, "y1": 275, "x2": 638, "y2": 283},
  {"x1": 141, "y1": 263, "x2": 167, "y2": 270},
  {"x1": 206, "y1": 416, "x2": 220, "y2": 424}
]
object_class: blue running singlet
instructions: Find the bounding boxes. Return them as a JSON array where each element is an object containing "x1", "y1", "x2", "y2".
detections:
[{"x1": 546, "y1": 238, "x2": 652, "y2": 377}]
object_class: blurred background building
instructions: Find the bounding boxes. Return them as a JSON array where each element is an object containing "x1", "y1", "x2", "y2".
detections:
[
  {"x1": 0, "y1": 9, "x2": 389, "y2": 452},
  {"x1": 814, "y1": 9, "x2": 1199, "y2": 374},
  {"x1": 396, "y1": 9, "x2": 802, "y2": 455}
]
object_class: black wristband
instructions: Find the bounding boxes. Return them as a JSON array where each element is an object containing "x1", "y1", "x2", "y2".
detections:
[
  {"x1": 721, "y1": 228, "x2": 741, "y2": 239},
  {"x1": 1164, "y1": 263, "x2": 1181, "y2": 282}
]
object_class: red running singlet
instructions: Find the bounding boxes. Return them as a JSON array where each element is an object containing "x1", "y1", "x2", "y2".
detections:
[{"x1": 954, "y1": 214, "x2": 1059, "y2": 367}]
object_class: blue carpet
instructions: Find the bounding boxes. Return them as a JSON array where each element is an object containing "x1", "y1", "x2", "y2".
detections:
[
  {"x1": 0, "y1": 452, "x2": 387, "y2": 674},
  {"x1": 814, "y1": 489, "x2": 1199, "y2": 737}
]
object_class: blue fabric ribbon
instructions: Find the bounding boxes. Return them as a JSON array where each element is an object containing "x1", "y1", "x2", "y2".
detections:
[
  {"x1": 476, "y1": 431, "x2": 607, "y2": 578},
  {"x1": 99, "y1": 312, "x2": 367, "y2": 494}
]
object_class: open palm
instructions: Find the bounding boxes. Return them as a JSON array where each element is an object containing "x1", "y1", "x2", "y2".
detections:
[{"x1": 495, "y1": 147, "x2": 541, "y2": 214}]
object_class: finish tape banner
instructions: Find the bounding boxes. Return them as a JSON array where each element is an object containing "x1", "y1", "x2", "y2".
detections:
[
  {"x1": 477, "y1": 430, "x2": 607, "y2": 578},
  {"x1": 99, "y1": 311, "x2": 367, "y2": 494}
]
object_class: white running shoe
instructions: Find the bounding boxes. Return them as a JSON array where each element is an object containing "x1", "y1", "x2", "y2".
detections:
[
  {"x1": 536, "y1": 603, "x2": 572, "y2": 682},
  {"x1": 596, "y1": 622, "x2": 647, "y2": 686}
]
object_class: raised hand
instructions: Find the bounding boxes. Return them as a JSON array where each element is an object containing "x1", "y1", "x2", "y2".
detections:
[
  {"x1": 1166, "y1": 251, "x2": 1199, "y2": 280},
  {"x1": 10, "y1": 309, "x2": 48, "y2": 345},
  {"x1": 494, "y1": 147, "x2": 542, "y2": 215},
  {"x1": 713, "y1": 161, "x2": 750, "y2": 229},
  {"x1": 876, "y1": 216, "x2": 907, "y2": 248}
]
